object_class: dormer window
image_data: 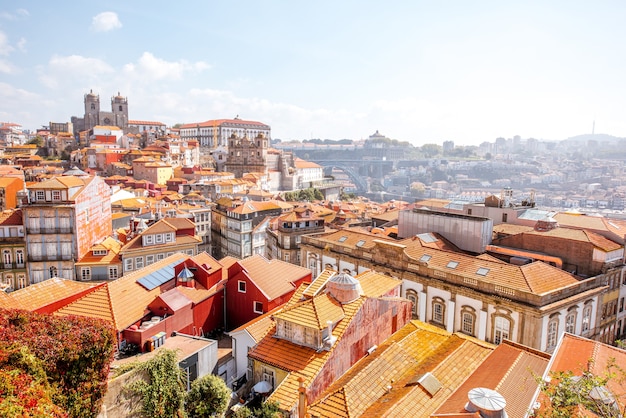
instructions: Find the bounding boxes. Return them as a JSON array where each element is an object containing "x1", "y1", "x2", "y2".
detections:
[
  {"x1": 52, "y1": 190, "x2": 61, "y2": 201},
  {"x1": 93, "y1": 250, "x2": 108, "y2": 256},
  {"x1": 36, "y1": 191, "x2": 45, "y2": 201}
]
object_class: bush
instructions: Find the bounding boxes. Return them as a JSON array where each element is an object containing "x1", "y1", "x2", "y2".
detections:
[
  {"x1": 0, "y1": 309, "x2": 116, "y2": 417},
  {"x1": 185, "y1": 374, "x2": 231, "y2": 417}
]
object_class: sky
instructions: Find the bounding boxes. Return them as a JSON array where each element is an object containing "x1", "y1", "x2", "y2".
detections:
[{"x1": 1, "y1": 1, "x2": 626, "y2": 146}]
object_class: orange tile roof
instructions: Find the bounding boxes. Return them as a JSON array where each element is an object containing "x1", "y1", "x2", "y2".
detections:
[
  {"x1": 273, "y1": 293, "x2": 345, "y2": 330},
  {"x1": 302, "y1": 269, "x2": 336, "y2": 299},
  {"x1": 54, "y1": 253, "x2": 188, "y2": 331},
  {"x1": 239, "y1": 255, "x2": 311, "y2": 300},
  {"x1": 308, "y1": 321, "x2": 495, "y2": 418},
  {"x1": 434, "y1": 340, "x2": 549, "y2": 418},
  {"x1": 0, "y1": 208, "x2": 22, "y2": 226},
  {"x1": 0, "y1": 278, "x2": 99, "y2": 311},
  {"x1": 356, "y1": 270, "x2": 402, "y2": 297}
]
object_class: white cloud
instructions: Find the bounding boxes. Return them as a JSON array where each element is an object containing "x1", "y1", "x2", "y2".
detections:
[
  {"x1": 38, "y1": 55, "x2": 114, "y2": 89},
  {"x1": 90, "y1": 12, "x2": 122, "y2": 32},
  {"x1": 0, "y1": 31, "x2": 14, "y2": 56},
  {"x1": 16, "y1": 37, "x2": 26, "y2": 52},
  {"x1": 123, "y1": 52, "x2": 210, "y2": 81},
  {"x1": 0, "y1": 8, "x2": 29, "y2": 20},
  {"x1": 0, "y1": 59, "x2": 16, "y2": 74}
]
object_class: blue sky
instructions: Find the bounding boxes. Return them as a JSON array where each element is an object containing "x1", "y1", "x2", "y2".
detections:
[{"x1": 1, "y1": 1, "x2": 626, "y2": 145}]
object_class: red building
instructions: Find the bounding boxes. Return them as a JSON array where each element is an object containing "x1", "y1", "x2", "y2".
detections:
[{"x1": 225, "y1": 254, "x2": 312, "y2": 330}]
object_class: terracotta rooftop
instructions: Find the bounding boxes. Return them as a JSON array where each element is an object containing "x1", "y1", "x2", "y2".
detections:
[
  {"x1": 54, "y1": 253, "x2": 188, "y2": 331},
  {"x1": 309, "y1": 321, "x2": 495, "y2": 418},
  {"x1": 434, "y1": 340, "x2": 550, "y2": 418},
  {"x1": 238, "y1": 255, "x2": 311, "y2": 301},
  {"x1": 273, "y1": 293, "x2": 345, "y2": 330},
  {"x1": 0, "y1": 208, "x2": 22, "y2": 226},
  {"x1": 0, "y1": 278, "x2": 100, "y2": 311},
  {"x1": 250, "y1": 296, "x2": 365, "y2": 410}
]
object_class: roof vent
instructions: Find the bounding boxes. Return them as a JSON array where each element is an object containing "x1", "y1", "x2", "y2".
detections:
[
  {"x1": 465, "y1": 387, "x2": 507, "y2": 418},
  {"x1": 326, "y1": 273, "x2": 363, "y2": 304}
]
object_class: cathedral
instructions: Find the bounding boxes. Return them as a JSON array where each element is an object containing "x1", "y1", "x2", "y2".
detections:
[{"x1": 71, "y1": 90, "x2": 129, "y2": 136}]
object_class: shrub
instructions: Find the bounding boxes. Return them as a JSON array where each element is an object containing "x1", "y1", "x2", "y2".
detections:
[{"x1": 185, "y1": 373, "x2": 231, "y2": 417}]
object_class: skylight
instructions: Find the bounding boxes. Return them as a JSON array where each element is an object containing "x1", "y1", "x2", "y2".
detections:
[
  {"x1": 416, "y1": 233, "x2": 437, "y2": 243},
  {"x1": 476, "y1": 267, "x2": 490, "y2": 276},
  {"x1": 419, "y1": 254, "x2": 432, "y2": 263},
  {"x1": 338, "y1": 236, "x2": 348, "y2": 242},
  {"x1": 446, "y1": 261, "x2": 459, "y2": 269},
  {"x1": 356, "y1": 240, "x2": 365, "y2": 247}
]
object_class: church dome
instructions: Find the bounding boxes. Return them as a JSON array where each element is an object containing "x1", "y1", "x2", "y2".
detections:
[{"x1": 326, "y1": 273, "x2": 363, "y2": 304}]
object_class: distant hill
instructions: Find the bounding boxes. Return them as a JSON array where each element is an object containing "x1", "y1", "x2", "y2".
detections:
[{"x1": 563, "y1": 133, "x2": 626, "y2": 143}]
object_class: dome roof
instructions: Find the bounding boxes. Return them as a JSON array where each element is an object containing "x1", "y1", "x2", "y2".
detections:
[{"x1": 326, "y1": 273, "x2": 363, "y2": 304}]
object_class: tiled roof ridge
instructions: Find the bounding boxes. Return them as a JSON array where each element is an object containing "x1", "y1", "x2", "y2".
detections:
[{"x1": 590, "y1": 339, "x2": 601, "y2": 374}]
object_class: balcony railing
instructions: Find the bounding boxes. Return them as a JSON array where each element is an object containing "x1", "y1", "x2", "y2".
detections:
[
  {"x1": 25, "y1": 227, "x2": 73, "y2": 234},
  {"x1": 28, "y1": 254, "x2": 74, "y2": 262}
]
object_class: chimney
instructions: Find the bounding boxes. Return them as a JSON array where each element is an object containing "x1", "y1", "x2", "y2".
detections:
[{"x1": 298, "y1": 377, "x2": 307, "y2": 418}]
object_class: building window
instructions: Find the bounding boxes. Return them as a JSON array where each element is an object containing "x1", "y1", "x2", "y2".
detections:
[
  {"x1": 238, "y1": 281, "x2": 246, "y2": 293},
  {"x1": 254, "y1": 301, "x2": 263, "y2": 314},
  {"x1": 494, "y1": 316, "x2": 510, "y2": 344},
  {"x1": 547, "y1": 318, "x2": 559, "y2": 350},
  {"x1": 15, "y1": 250, "x2": 23, "y2": 265},
  {"x1": 36, "y1": 191, "x2": 44, "y2": 201},
  {"x1": 49, "y1": 266, "x2": 58, "y2": 279},
  {"x1": 125, "y1": 258, "x2": 133, "y2": 271},
  {"x1": 262, "y1": 367, "x2": 275, "y2": 390},
  {"x1": 146, "y1": 255, "x2": 154, "y2": 265},
  {"x1": 81, "y1": 268, "x2": 91, "y2": 281},
  {"x1": 582, "y1": 305, "x2": 592, "y2": 332},
  {"x1": 109, "y1": 267, "x2": 118, "y2": 280},
  {"x1": 135, "y1": 257, "x2": 144, "y2": 269},
  {"x1": 406, "y1": 289, "x2": 418, "y2": 319},
  {"x1": 52, "y1": 190, "x2": 61, "y2": 201},
  {"x1": 502, "y1": 213, "x2": 508, "y2": 222},
  {"x1": 566, "y1": 312, "x2": 576, "y2": 334},
  {"x1": 146, "y1": 235, "x2": 153, "y2": 245},
  {"x1": 2, "y1": 250, "x2": 10, "y2": 266},
  {"x1": 461, "y1": 307, "x2": 476, "y2": 336},
  {"x1": 156, "y1": 234, "x2": 163, "y2": 243},
  {"x1": 432, "y1": 298, "x2": 445, "y2": 325}
]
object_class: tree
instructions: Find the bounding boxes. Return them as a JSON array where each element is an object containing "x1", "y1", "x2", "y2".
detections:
[
  {"x1": 232, "y1": 406, "x2": 254, "y2": 418},
  {"x1": 534, "y1": 359, "x2": 626, "y2": 417},
  {"x1": 421, "y1": 143, "x2": 442, "y2": 158},
  {"x1": 185, "y1": 374, "x2": 231, "y2": 417},
  {"x1": 123, "y1": 349, "x2": 186, "y2": 418},
  {"x1": 253, "y1": 400, "x2": 281, "y2": 418},
  {"x1": 27, "y1": 135, "x2": 44, "y2": 147},
  {"x1": 0, "y1": 309, "x2": 116, "y2": 418}
]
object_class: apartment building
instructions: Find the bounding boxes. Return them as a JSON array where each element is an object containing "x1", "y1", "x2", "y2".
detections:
[
  {"x1": 211, "y1": 198, "x2": 288, "y2": 259},
  {"x1": 119, "y1": 217, "x2": 201, "y2": 275},
  {"x1": 0, "y1": 209, "x2": 26, "y2": 291},
  {"x1": 300, "y1": 228, "x2": 606, "y2": 353},
  {"x1": 22, "y1": 175, "x2": 112, "y2": 282},
  {"x1": 266, "y1": 206, "x2": 326, "y2": 266}
]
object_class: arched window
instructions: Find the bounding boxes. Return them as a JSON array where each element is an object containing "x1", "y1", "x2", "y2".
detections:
[
  {"x1": 461, "y1": 306, "x2": 476, "y2": 336},
  {"x1": 406, "y1": 289, "x2": 418, "y2": 319},
  {"x1": 2, "y1": 250, "x2": 10, "y2": 265},
  {"x1": 565, "y1": 312, "x2": 576, "y2": 334},
  {"x1": 494, "y1": 316, "x2": 510, "y2": 345},
  {"x1": 547, "y1": 318, "x2": 559, "y2": 350},
  {"x1": 432, "y1": 297, "x2": 445, "y2": 326},
  {"x1": 582, "y1": 304, "x2": 592, "y2": 332}
]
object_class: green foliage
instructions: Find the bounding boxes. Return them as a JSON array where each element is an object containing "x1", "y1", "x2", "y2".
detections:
[
  {"x1": 0, "y1": 309, "x2": 116, "y2": 418},
  {"x1": 534, "y1": 359, "x2": 626, "y2": 417},
  {"x1": 283, "y1": 188, "x2": 324, "y2": 202},
  {"x1": 124, "y1": 349, "x2": 186, "y2": 418},
  {"x1": 233, "y1": 405, "x2": 254, "y2": 417},
  {"x1": 27, "y1": 135, "x2": 44, "y2": 147},
  {"x1": 185, "y1": 374, "x2": 231, "y2": 417},
  {"x1": 253, "y1": 400, "x2": 282, "y2": 418},
  {"x1": 340, "y1": 192, "x2": 357, "y2": 201},
  {"x1": 420, "y1": 143, "x2": 442, "y2": 158},
  {"x1": 0, "y1": 344, "x2": 67, "y2": 417}
]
